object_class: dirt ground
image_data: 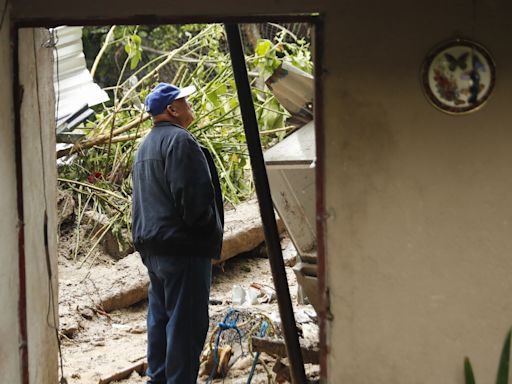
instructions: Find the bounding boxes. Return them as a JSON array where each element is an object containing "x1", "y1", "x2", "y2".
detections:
[{"x1": 58, "y1": 232, "x2": 319, "y2": 384}]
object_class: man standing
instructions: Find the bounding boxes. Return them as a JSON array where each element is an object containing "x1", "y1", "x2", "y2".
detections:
[{"x1": 132, "y1": 83, "x2": 224, "y2": 384}]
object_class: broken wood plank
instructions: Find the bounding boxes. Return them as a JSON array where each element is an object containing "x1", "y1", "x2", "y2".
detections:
[
  {"x1": 251, "y1": 337, "x2": 319, "y2": 364},
  {"x1": 97, "y1": 361, "x2": 147, "y2": 384}
]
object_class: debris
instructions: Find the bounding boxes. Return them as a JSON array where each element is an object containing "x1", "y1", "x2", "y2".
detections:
[
  {"x1": 97, "y1": 361, "x2": 147, "y2": 384},
  {"x1": 112, "y1": 323, "x2": 131, "y2": 332},
  {"x1": 246, "y1": 286, "x2": 260, "y2": 305},
  {"x1": 129, "y1": 324, "x2": 147, "y2": 334},
  {"x1": 273, "y1": 359, "x2": 292, "y2": 383},
  {"x1": 218, "y1": 199, "x2": 285, "y2": 264},
  {"x1": 199, "y1": 345, "x2": 232, "y2": 378},
  {"x1": 92, "y1": 340, "x2": 105, "y2": 347},
  {"x1": 59, "y1": 316, "x2": 81, "y2": 339},
  {"x1": 93, "y1": 253, "x2": 149, "y2": 312},
  {"x1": 301, "y1": 323, "x2": 319, "y2": 348},
  {"x1": 83, "y1": 211, "x2": 133, "y2": 259},
  {"x1": 251, "y1": 337, "x2": 320, "y2": 364},
  {"x1": 230, "y1": 354, "x2": 253, "y2": 371},
  {"x1": 292, "y1": 261, "x2": 320, "y2": 312},
  {"x1": 57, "y1": 189, "x2": 75, "y2": 229},
  {"x1": 268, "y1": 312, "x2": 282, "y2": 328},
  {"x1": 281, "y1": 238, "x2": 298, "y2": 267},
  {"x1": 294, "y1": 308, "x2": 316, "y2": 324},
  {"x1": 79, "y1": 307, "x2": 95, "y2": 320},
  {"x1": 250, "y1": 282, "x2": 276, "y2": 303},
  {"x1": 232, "y1": 285, "x2": 246, "y2": 305}
]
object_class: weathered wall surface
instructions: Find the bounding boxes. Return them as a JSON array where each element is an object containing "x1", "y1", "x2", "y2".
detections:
[
  {"x1": 0, "y1": 8, "x2": 22, "y2": 384},
  {"x1": 323, "y1": 1, "x2": 512, "y2": 382},
  {"x1": 18, "y1": 28, "x2": 58, "y2": 383},
  {"x1": 6, "y1": 0, "x2": 512, "y2": 383}
]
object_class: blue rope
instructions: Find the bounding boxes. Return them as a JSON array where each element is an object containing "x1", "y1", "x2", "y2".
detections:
[
  {"x1": 207, "y1": 308, "x2": 244, "y2": 384},
  {"x1": 246, "y1": 320, "x2": 269, "y2": 384}
]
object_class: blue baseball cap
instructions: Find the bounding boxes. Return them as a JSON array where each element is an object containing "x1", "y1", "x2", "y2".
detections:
[{"x1": 145, "y1": 83, "x2": 196, "y2": 116}]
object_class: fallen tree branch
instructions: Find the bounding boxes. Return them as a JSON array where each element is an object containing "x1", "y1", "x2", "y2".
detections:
[
  {"x1": 56, "y1": 113, "x2": 151, "y2": 159},
  {"x1": 91, "y1": 25, "x2": 116, "y2": 79}
]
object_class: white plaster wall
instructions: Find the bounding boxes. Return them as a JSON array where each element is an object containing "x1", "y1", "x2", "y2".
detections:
[
  {"x1": 0, "y1": 7, "x2": 22, "y2": 384},
  {"x1": 18, "y1": 28, "x2": 58, "y2": 383}
]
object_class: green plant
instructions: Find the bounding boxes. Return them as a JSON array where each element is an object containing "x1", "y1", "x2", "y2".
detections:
[
  {"x1": 59, "y1": 23, "x2": 313, "y2": 265},
  {"x1": 464, "y1": 329, "x2": 511, "y2": 384}
]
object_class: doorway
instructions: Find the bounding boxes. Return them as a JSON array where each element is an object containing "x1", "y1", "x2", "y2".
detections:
[{"x1": 13, "y1": 19, "x2": 328, "y2": 382}]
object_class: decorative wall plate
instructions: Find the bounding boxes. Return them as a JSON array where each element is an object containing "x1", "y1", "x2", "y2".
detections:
[{"x1": 421, "y1": 39, "x2": 495, "y2": 114}]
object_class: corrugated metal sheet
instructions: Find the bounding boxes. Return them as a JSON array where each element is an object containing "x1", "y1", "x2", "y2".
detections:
[{"x1": 52, "y1": 26, "x2": 109, "y2": 122}]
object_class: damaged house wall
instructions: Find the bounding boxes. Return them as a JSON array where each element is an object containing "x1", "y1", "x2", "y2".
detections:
[
  {"x1": 0, "y1": 10, "x2": 22, "y2": 384},
  {"x1": 18, "y1": 28, "x2": 59, "y2": 383},
  {"x1": 324, "y1": 1, "x2": 512, "y2": 382},
  {"x1": 4, "y1": 0, "x2": 512, "y2": 383}
]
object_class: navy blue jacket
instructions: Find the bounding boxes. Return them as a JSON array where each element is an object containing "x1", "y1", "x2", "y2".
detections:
[{"x1": 131, "y1": 122, "x2": 224, "y2": 259}]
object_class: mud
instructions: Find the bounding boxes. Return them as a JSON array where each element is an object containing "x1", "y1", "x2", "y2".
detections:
[{"x1": 59, "y1": 235, "x2": 319, "y2": 383}]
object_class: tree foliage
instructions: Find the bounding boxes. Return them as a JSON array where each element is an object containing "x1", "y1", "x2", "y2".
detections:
[{"x1": 59, "y1": 23, "x2": 313, "y2": 260}]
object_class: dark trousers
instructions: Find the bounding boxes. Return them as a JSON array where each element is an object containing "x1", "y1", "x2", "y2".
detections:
[{"x1": 140, "y1": 252, "x2": 212, "y2": 384}]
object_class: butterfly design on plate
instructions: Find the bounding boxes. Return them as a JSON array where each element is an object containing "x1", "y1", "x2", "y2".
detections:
[{"x1": 444, "y1": 52, "x2": 469, "y2": 71}]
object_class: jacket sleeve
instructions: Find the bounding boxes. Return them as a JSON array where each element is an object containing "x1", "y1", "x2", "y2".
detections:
[{"x1": 165, "y1": 132, "x2": 215, "y2": 228}]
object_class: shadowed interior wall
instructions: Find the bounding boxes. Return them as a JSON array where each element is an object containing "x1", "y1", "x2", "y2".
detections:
[
  {"x1": 323, "y1": 1, "x2": 512, "y2": 382},
  {"x1": 6, "y1": 0, "x2": 512, "y2": 383}
]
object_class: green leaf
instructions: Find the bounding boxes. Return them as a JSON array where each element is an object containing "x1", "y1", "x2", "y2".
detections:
[
  {"x1": 130, "y1": 55, "x2": 138, "y2": 70},
  {"x1": 216, "y1": 83, "x2": 227, "y2": 96},
  {"x1": 206, "y1": 90, "x2": 220, "y2": 107},
  {"x1": 464, "y1": 357, "x2": 476, "y2": 384},
  {"x1": 229, "y1": 98, "x2": 238, "y2": 109},
  {"x1": 132, "y1": 34, "x2": 141, "y2": 45},
  {"x1": 255, "y1": 39, "x2": 272, "y2": 56},
  {"x1": 497, "y1": 329, "x2": 511, "y2": 384}
]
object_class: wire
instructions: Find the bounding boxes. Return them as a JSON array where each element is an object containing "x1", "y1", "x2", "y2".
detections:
[
  {"x1": 207, "y1": 308, "x2": 245, "y2": 384},
  {"x1": 246, "y1": 320, "x2": 269, "y2": 384}
]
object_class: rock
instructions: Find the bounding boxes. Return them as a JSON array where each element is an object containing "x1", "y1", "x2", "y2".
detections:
[
  {"x1": 273, "y1": 359, "x2": 291, "y2": 383},
  {"x1": 94, "y1": 253, "x2": 149, "y2": 312},
  {"x1": 129, "y1": 325, "x2": 147, "y2": 334},
  {"x1": 60, "y1": 320, "x2": 80, "y2": 339},
  {"x1": 57, "y1": 189, "x2": 75, "y2": 229},
  {"x1": 112, "y1": 323, "x2": 131, "y2": 332},
  {"x1": 281, "y1": 237, "x2": 298, "y2": 267},
  {"x1": 218, "y1": 199, "x2": 285, "y2": 264},
  {"x1": 83, "y1": 210, "x2": 133, "y2": 259},
  {"x1": 231, "y1": 355, "x2": 253, "y2": 371},
  {"x1": 79, "y1": 307, "x2": 95, "y2": 320}
]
